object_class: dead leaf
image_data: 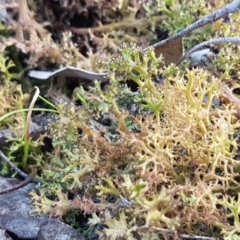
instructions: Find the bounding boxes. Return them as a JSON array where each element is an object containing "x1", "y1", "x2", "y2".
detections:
[
  {"x1": 154, "y1": 37, "x2": 183, "y2": 66},
  {"x1": 220, "y1": 84, "x2": 240, "y2": 119}
]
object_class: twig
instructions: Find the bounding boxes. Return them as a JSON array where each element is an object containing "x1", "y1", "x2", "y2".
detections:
[
  {"x1": 146, "y1": 0, "x2": 240, "y2": 50},
  {"x1": 0, "y1": 150, "x2": 40, "y2": 194},
  {"x1": 71, "y1": 16, "x2": 165, "y2": 34},
  {"x1": 176, "y1": 37, "x2": 240, "y2": 65},
  {"x1": 0, "y1": 177, "x2": 38, "y2": 194},
  {"x1": 0, "y1": 150, "x2": 28, "y2": 178}
]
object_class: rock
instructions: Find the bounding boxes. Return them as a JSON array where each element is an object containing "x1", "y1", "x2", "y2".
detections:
[
  {"x1": 0, "y1": 176, "x2": 85, "y2": 240},
  {"x1": 36, "y1": 219, "x2": 85, "y2": 240},
  {"x1": 0, "y1": 227, "x2": 13, "y2": 240},
  {"x1": 0, "y1": 177, "x2": 48, "y2": 239},
  {"x1": 189, "y1": 48, "x2": 215, "y2": 67}
]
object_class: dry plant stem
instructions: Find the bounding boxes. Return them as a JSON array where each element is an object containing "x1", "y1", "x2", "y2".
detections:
[
  {"x1": 71, "y1": 16, "x2": 165, "y2": 34},
  {"x1": 146, "y1": 0, "x2": 240, "y2": 50},
  {"x1": 176, "y1": 37, "x2": 240, "y2": 65},
  {"x1": 0, "y1": 150, "x2": 40, "y2": 195},
  {"x1": 16, "y1": 0, "x2": 29, "y2": 41},
  {"x1": 26, "y1": 87, "x2": 40, "y2": 138},
  {"x1": 16, "y1": 0, "x2": 47, "y2": 41},
  {"x1": 22, "y1": 86, "x2": 40, "y2": 168}
]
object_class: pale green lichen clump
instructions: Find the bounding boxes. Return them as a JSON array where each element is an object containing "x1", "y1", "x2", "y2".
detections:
[{"x1": 29, "y1": 45, "x2": 240, "y2": 239}]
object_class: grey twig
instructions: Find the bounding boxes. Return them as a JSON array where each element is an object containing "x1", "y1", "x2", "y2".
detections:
[
  {"x1": 0, "y1": 150, "x2": 40, "y2": 194},
  {"x1": 0, "y1": 177, "x2": 38, "y2": 194},
  {"x1": 0, "y1": 150, "x2": 28, "y2": 178},
  {"x1": 176, "y1": 37, "x2": 240, "y2": 65},
  {"x1": 146, "y1": 0, "x2": 240, "y2": 50}
]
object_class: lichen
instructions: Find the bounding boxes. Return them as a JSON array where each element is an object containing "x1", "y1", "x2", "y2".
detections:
[
  {"x1": 1, "y1": 0, "x2": 240, "y2": 239},
  {"x1": 28, "y1": 44, "x2": 240, "y2": 238}
]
